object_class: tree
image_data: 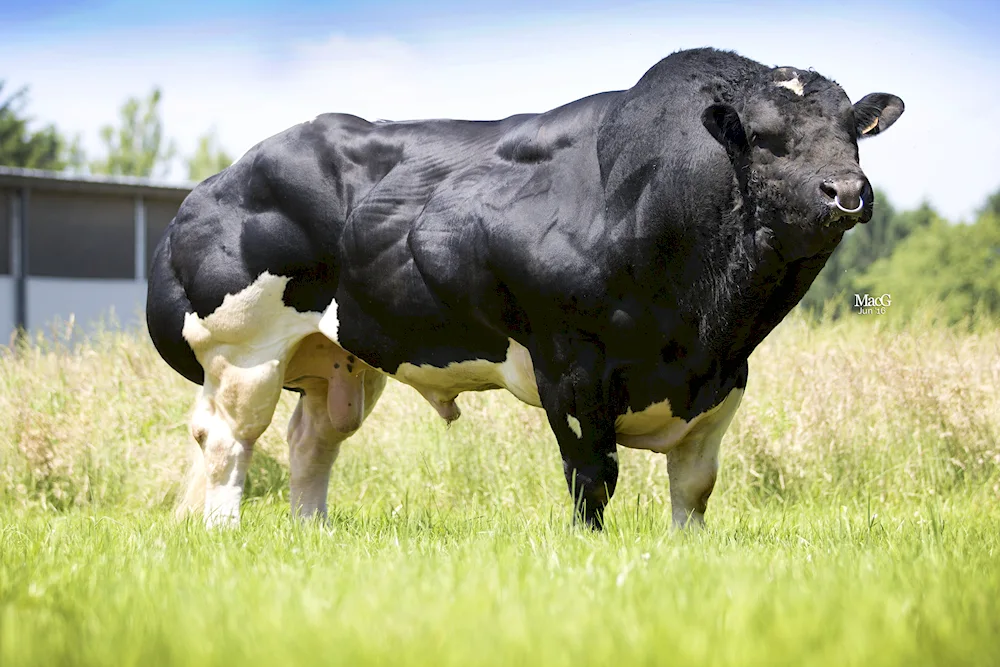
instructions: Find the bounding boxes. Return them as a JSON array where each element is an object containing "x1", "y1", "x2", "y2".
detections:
[
  {"x1": 90, "y1": 87, "x2": 176, "y2": 178},
  {"x1": 978, "y1": 187, "x2": 1000, "y2": 219},
  {"x1": 187, "y1": 129, "x2": 233, "y2": 182},
  {"x1": 64, "y1": 133, "x2": 87, "y2": 174},
  {"x1": 0, "y1": 80, "x2": 70, "y2": 170},
  {"x1": 855, "y1": 208, "x2": 1000, "y2": 324}
]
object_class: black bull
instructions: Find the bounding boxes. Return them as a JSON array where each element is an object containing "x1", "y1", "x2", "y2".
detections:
[{"x1": 147, "y1": 47, "x2": 903, "y2": 528}]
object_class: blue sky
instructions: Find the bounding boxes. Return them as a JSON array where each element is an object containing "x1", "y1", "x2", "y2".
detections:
[{"x1": 2, "y1": 0, "x2": 998, "y2": 220}]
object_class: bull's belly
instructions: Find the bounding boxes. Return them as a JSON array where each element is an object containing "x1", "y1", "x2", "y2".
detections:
[
  {"x1": 393, "y1": 339, "x2": 542, "y2": 412},
  {"x1": 613, "y1": 388, "x2": 744, "y2": 453},
  {"x1": 394, "y1": 343, "x2": 744, "y2": 455},
  {"x1": 179, "y1": 271, "x2": 742, "y2": 454}
]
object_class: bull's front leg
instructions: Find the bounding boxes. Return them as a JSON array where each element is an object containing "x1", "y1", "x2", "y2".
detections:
[{"x1": 535, "y1": 348, "x2": 620, "y2": 530}]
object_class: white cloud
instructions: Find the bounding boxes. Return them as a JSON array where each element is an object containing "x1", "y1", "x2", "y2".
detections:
[{"x1": 3, "y1": 8, "x2": 997, "y2": 220}]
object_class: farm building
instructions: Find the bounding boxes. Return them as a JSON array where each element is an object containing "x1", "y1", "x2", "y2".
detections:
[{"x1": 0, "y1": 166, "x2": 192, "y2": 340}]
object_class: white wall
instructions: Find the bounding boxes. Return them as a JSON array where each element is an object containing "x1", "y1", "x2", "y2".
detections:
[
  {"x1": 25, "y1": 277, "x2": 147, "y2": 337},
  {"x1": 0, "y1": 276, "x2": 13, "y2": 343}
]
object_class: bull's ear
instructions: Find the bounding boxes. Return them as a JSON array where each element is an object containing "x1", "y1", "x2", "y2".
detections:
[
  {"x1": 853, "y1": 93, "x2": 904, "y2": 138},
  {"x1": 702, "y1": 103, "x2": 749, "y2": 159}
]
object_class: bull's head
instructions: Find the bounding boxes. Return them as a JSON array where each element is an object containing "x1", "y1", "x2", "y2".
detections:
[{"x1": 701, "y1": 66, "x2": 904, "y2": 260}]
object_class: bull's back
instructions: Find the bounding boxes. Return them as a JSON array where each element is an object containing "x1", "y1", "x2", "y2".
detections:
[
  {"x1": 145, "y1": 106, "x2": 603, "y2": 385},
  {"x1": 145, "y1": 116, "x2": 371, "y2": 384}
]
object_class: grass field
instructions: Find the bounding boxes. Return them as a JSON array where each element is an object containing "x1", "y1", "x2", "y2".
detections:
[{"x1": 1, "y1": 314, "x2": 999, "y2": 666}]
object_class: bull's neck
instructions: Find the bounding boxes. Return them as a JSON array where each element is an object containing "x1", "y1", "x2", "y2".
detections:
[
  {"x1": 702, "y1": 212, "x2": 830, "y2": 365},
  {"x1": 726, "y1": 234, "x2": 827, "y2": 359},
  {"x1": 641, "y1": 200, "x2": 831, "y2": 370}
]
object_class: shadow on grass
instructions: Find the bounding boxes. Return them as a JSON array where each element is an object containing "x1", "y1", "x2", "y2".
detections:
[{"x1": 245, "y1": 450, "x2": 289, "y2": 501}]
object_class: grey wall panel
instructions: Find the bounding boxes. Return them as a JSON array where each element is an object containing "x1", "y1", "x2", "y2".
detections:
[
  {"x1": 0, "y1": 276, "x2": 13, "y2": 341},
  {"x1": 26, "y1": 277, "x2": 147, "y2": 334},
  {"x1": 28, "y1": 190, "x2": 134, "y2": 278},
  {"x1": 0, "y1": 189, "x2": 9, "y2": 275},
  {"x1": 145, "y1": 197, "x2": 183, "y2": 278}
]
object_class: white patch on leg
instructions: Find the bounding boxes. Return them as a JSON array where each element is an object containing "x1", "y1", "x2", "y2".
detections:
[
  {"x1": 287, "y1": 395, "x2": 340, "y2": 519},
  {"x1": 661, "y1": 389, "x2": 744, "y2": 528},
  {"x1": 193, "y1": 360, "x2": 281, "y2": 529},
  {"x1": 566, "y1": 414, "x2": 583, "y2": 439},
  {"x1": 775, "y1": 76, "x2": 804, "y2": 96}
]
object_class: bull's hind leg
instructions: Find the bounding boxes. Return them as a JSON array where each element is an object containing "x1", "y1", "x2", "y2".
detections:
[
  {"x1": 188, "y1": 354, "x2": 285, "y2": 528},
  {"x1": 285, "y1": 334, "x2": 387, "y2": 520},
  {"x1": 176, "y1": 272, "x2": 335, "y2": 527}
]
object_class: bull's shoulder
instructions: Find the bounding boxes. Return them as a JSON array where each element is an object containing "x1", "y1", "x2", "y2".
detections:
[{"x1": 494, "y1": 92, "x2": 619, "y2": 166}]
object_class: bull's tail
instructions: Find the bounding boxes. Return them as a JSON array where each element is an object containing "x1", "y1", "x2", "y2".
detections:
[{"x1": 146, "y1": 223, "x2": 205, "y2": 386}]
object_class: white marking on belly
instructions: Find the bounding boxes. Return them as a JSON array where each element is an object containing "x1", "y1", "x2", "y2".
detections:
[
  {"x1": 393, "y1": 338, "x2": 541, "y2": 408},
  {"x1": 615, "y1": 388, "x2": 744, "y2": 454},
  {"x1": 318, "y1": 297, "x2": 340, "y2": 342},
  {"x1": 566, "y1": 415, "x2": 582, "y2": 438},
  {"x1": 775, "y1": 76, "x2": 804, "y2": 96}
]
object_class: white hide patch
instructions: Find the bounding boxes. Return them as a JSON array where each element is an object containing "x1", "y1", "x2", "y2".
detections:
[
  {"x1": 394, "y1": 338, "x2": 541, "y2": 409},
  {"x1": 607, "y1": 450, "x2": 619, "y2": 463},
  {"x1": 775, "y1": 76, "x2": 804, "y2": 96},
  {"x1": 566, "y1": 414, "x2": 582, "y2": 439},
  {"x1": 615, "y1": 388, "x2": 744, "y2": 455},
  {"x1": 318, "y1": 297, "x2": 340, "y2": 342},
  {"x1": 182, "y1": 271, "x2": 332, "y2": 364}
]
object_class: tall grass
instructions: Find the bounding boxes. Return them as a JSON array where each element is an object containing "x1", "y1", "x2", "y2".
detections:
[{"x1": 1, "y1": 313, "x2": 997, "y2": 519}]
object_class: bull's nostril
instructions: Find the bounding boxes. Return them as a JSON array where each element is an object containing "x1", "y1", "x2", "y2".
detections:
[{"x1": 820, "y1": 176, "x2": 867, "y2": 215}]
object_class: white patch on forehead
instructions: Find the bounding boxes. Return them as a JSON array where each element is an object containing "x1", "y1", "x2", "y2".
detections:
[
  {"x1": 566, "y1": 414, "x2": 582, "y2": 439},
  {"x1": 775, "y1": 76, "x2": 804, "y2": 96}
]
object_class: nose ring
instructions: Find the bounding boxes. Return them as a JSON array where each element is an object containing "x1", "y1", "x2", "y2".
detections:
[{"x1": 834, "y1": 194, "x2": 864, "y2": 214}]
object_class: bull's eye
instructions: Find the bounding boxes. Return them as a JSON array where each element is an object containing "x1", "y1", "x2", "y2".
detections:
[{"x1": 750, "y1": 132, "x2": 789, "y2": 158}]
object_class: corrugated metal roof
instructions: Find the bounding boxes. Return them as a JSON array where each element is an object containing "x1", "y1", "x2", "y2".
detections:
[{"x1": 0, "y1": 166, "x2": 195, "y2": 197}]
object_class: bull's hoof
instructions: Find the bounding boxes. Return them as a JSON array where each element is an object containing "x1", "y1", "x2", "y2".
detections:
[{"x1": 574, "y1": 505, "x2": 606, "y2": 531}]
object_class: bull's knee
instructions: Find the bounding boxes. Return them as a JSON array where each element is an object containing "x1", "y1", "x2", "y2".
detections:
[
  {"x1": 673, "y1": 471, "x2": 716, "y2": 528},
  {"x1": 667, "y1": 454, "x2": 718, "y2": 529},
  {"x1": 288, "y1": 393, "x2": 344, "y2": 519},
  {"x1": 197, "y1": 358, "x2": 283, "y2": 528},
  {"x1": 288, "y1": 368, "x2": 385, "y2": 521}
]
